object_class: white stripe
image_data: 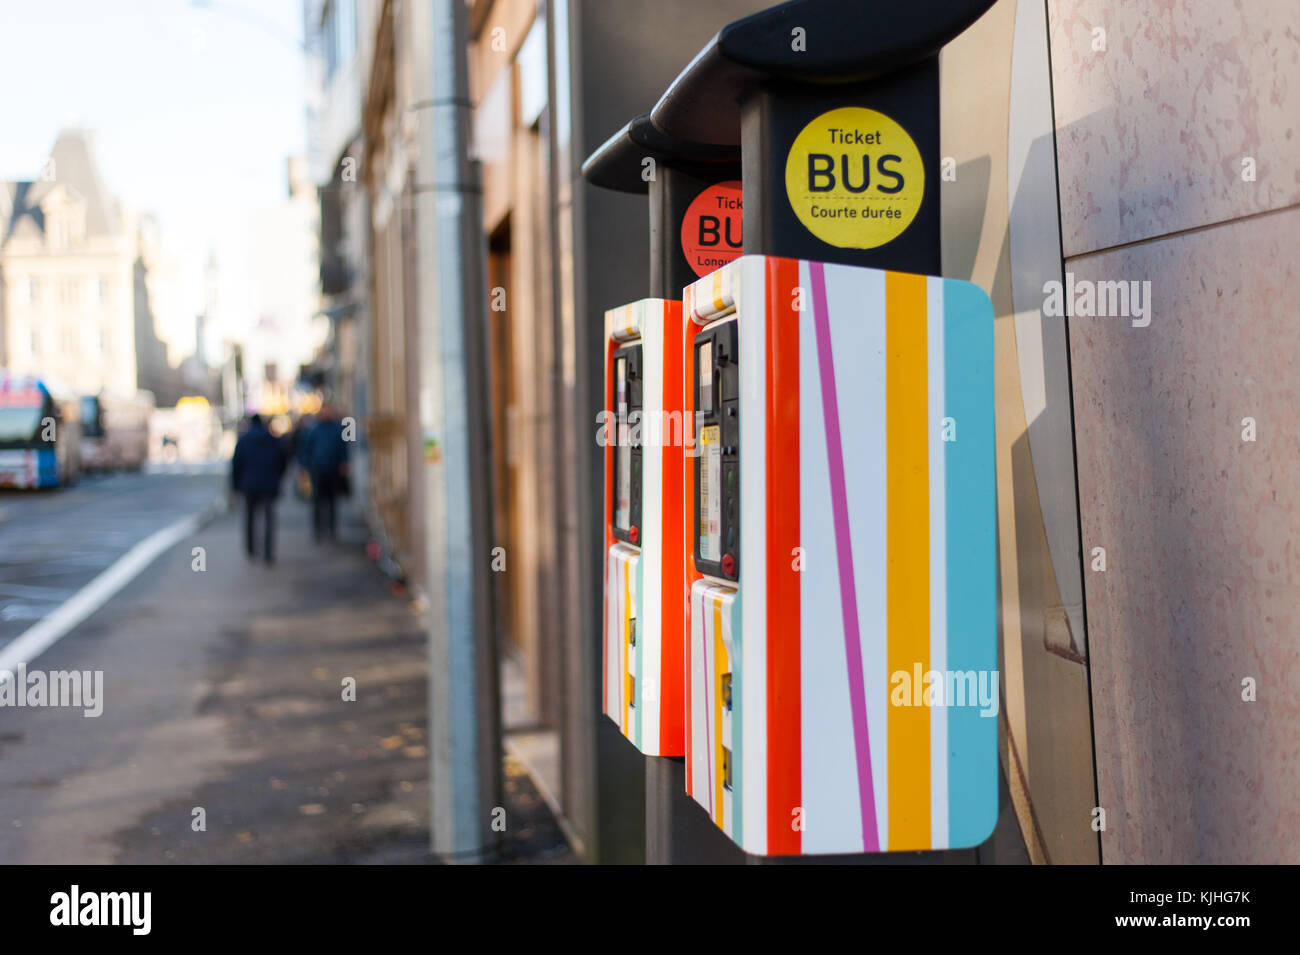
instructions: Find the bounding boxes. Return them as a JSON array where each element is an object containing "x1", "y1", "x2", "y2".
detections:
[
  {"x1": 608, "y1": 549, "x2": 619, "y2": 722},
  {"x1": 703, "y1": 585, "x2": 717, "y2": 819},
  {"x1": 608, "y1": 546, "x2": 634, "y2": 727},
  {"x1": 736, "y1": 259, "x2": 767, "y2": 854},
  {"x1": 612, "y1": 553, "x2": 621, "y2": 721},
  {"x1": 640, "y1": 302, "x2": 664, "y2": 753},
  {"x1": 799, "y1": 259, "x2": 863, "y2": 853},
  {"x1": 616, "y1": 551, "x2": 624, "y2": 725},
  {"x1": 605, "y1": 549, "x2": 614, "y2": 717},
  {"x1": 717, "y1": 585, "x2": 737, "y2": 837},
  {"x1": 824, "y1": 262, "x2": 890, "y2": 850},
  {"x1": 688, "y1": 581, "x2": 710, "y2": 807},
  {"x1": 624, "y1": 552, "x2": 636, "y2": 731},
  {"x1": 0, "y1": 509, "x2": 207, "y2": 680},
  {"x1": 927, "y1": 277, "x2": 949, "y2": 849}
]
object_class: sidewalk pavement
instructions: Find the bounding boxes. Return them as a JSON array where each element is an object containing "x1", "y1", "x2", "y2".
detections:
[{"x1": 0, "y1": 476, "x2": 572, "y2": 864}]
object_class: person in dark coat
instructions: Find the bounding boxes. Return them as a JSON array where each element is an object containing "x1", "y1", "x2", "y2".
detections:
[
  {"x1": 289, "y1": 413, "x2": 317, "y2": 500},
  {"x1": 304, "y1": 404, "x2": 350, "y2": 542},
  {"x1": 292, "y1": 414, "x2": 317, "y2": 470},
  {"x1": 231, "y1": 414, "x2": 288, "y2": 562}
]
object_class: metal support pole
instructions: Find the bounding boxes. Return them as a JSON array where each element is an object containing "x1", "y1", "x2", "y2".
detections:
[
  {"x1": 645, "y1": 164, "x2": 747, "y2": 865},
  {"x1": 419, "y1": 0, "x2": 503, "y2": 862}
]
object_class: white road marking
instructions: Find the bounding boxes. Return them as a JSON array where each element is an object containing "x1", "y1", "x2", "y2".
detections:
[{"x1": 0, "y1": 509, "x2": 206, "y2": 683}]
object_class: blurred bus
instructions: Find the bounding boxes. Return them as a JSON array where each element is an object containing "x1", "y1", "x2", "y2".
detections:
[
  {"x1": 0, "y1": 372, "x2": 81, "y2": 489},
  {"x1": 80, "y1": 390, "x2": 155, "y2": 472}
]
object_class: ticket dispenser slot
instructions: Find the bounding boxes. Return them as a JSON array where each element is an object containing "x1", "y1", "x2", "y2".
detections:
[
  {"x1": 692, "y1": 320, "x2": 739, "y2": 582},
  {"x1": 611, "y1": 343, "x2": 643, "y2": 545}
]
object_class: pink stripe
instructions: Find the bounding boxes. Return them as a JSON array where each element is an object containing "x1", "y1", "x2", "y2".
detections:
[{"x1": 809, "y1": 262, "x2": 879, "y2": 851}]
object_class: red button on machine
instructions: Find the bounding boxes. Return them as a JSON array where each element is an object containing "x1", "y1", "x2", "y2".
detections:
[{"x1": 721, "y1": 553, "x2": 735, "y2": 577}]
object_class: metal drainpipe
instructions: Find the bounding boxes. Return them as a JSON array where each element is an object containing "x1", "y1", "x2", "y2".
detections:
[{"x1": 420, "y1": 0, "x2": 503, "y2": 862}]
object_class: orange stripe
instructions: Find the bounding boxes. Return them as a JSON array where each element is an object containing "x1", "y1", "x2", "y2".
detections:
[
  {"x1": 886, "y1": 271, "x2": 930, "y2": 850},
  {"x1": 659, "y1": 301, "x2": 685, "y2": 753},
  {"x1": 766, "y1": 256, "x2": 801, "y2": 854}
]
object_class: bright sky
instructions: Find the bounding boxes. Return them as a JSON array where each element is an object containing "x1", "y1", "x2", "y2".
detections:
[{"x1": 0, "y1": 0, "x2": 310, "y2": 359}]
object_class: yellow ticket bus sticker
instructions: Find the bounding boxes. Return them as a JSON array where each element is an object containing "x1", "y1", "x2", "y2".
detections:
[{"x1": 783, "y1": 106, "x2": 924, "y2": 250}]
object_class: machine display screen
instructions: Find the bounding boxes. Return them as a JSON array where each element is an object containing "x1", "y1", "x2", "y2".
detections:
[{"x1": 610, "y1": 343, "x2": 642, "y2": 543}]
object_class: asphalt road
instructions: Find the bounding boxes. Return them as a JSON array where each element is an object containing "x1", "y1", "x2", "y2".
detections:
[
  {"x1": 0, "y1": 468, "x2": 571, "y2": 864},
  {"x1": 0, "y1": 466, "x2": 224, "y2": 651}
]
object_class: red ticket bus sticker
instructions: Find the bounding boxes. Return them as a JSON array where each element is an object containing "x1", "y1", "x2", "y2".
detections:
[{"x1": 680, "y1": 180, "x2": 743, "y2": 279}]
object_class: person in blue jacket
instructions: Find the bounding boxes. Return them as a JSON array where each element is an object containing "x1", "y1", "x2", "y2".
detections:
[
  {"x1": 304, "y1": 404, "x2": 350, "y2": 542},
  {"x1": 231, "y1": 414, "x2": 288, "y2": 562}
]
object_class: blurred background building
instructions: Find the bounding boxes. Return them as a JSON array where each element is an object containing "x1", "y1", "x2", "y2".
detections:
[
  {"x1": 307, "y1": 0, "x2": 372, "y2": 525},
  {"x1": 244, "y1": 156, "x2": 327, "y2": 416},
  {"x1": 0, "y1": 129, "x2": 222, "y2": 407},
  {"x1": 2, "y1": 130, "x2": 143, "y2": 397}
]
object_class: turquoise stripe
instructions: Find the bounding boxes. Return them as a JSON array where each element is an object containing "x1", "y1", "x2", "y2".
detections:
[{"x1": 942, "y1": 279, "x2": 999, "y2": 849}]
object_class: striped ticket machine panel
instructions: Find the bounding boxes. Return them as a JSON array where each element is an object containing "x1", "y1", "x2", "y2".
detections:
[
  {"x1": 603, "y1": 298, "x2": 688, "y2": 756},
  {"x1": 682, "y1": 254, "x2": 998, "y2": 855}
]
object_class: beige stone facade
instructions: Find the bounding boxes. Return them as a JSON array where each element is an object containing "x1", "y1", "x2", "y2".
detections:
[{"x1": 0, "y1": 132, "x2": 138, "y2": 396}]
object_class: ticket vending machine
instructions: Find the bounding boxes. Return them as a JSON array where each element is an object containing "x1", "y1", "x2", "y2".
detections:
[
  {"x1": 655, "y1": 0, "x2": 1000, "y2": 856},
  {"x1": 601, "y1": 296, "x2": 679, "y2": 756},
  {"x1": 582, "y1": 116, "x2": 742, "y2": 760}
]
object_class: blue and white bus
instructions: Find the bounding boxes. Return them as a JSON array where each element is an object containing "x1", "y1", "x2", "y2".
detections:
[{"x1": 0, "y1": 372, "x2": 82, "y2": 489}]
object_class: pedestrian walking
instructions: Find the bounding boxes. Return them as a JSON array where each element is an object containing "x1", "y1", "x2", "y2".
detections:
[
  {"x1": 304, "y1": 404, "x2": 350, "y2": 542},
  {"x1": 231, "y1": 414, "x2": 288, "y2": 563},
  {"x1": 290, "y1": 412, "x2": 317, "y2": 501}
]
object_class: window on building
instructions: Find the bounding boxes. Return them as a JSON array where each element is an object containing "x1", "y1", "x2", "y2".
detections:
[
  {"x1": 86, "y1": 323, "x2": 107, "y2": 355},
  {"x1": 96, "y1": 276, "x2": 110, "y2": 304},
  {"x1": 24, "y1": 277, "x2": 39, "y2": 305},
  {"x1": 517, "y1": 17, "x2": 548, "y2": 129},
  {"x1": 60, "y1": 278, "x2": 79, "y2": 306},
  {"x1": 61, "y1": 328, "x2": 76, "y2": 355},
  {"x1": 323, "y1": 0, "x2": 356, "y2": 82},
  {"x1": 473, "y1": 67, "x2": 512, "y2": 164},
  {"x1": 27, "y1": 328, "x2": 39, "y2": 359}
]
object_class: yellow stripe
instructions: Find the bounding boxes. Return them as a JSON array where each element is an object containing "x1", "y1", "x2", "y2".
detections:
[
  {"x1": 712, "y1": 592, "x2": 728, "y2": 827},
  {"x1": 712, "y1": 268, "x2": 726, "y2": 314},
  {"x1": 886, "y1": 271, "x2": 930, "y2": 850}
]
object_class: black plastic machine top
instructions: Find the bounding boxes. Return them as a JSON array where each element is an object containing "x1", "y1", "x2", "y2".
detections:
[
  {"x1": 650, "y1": 0, "x2": 998, "y2": 145},
  {"x1": 581, "y1": 113, "x2": 740, "y2": 193}
]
